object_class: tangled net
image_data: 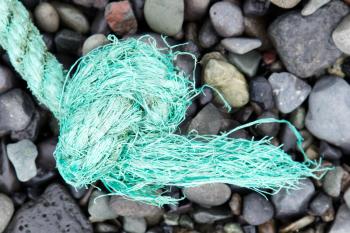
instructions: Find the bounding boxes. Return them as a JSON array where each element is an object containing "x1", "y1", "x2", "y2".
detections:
[{"x1": 54, "y1": 35, "x2": 328, "y2": 206}]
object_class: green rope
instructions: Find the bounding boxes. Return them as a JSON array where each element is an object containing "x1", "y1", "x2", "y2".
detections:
[{"x1": 0, "y1": 0, "x2": 330, "y2": 206}]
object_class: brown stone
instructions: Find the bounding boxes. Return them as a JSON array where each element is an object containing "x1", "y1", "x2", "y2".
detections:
[{"x1": 105, "y1": 1, "x2": 137, "y2": 36}]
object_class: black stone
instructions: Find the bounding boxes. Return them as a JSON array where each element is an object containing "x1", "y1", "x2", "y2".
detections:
[{"x1": 54, "y1": 29, "x2": 85, "y2": 55}]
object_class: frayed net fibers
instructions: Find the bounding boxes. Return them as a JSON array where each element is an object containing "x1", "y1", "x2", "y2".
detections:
[{"x1": 54, "y1": 35, "x2": 328, "y2": 206}]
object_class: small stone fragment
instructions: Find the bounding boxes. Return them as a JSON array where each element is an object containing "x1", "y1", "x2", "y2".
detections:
[
  {"x1": 228, "y1": 51, "x2": 261, "y2": 78},
  {"x1": 280, "y1": 216, "x2": 315, "y2": 233},
  {"x1": 0, "y1": 193, "x2": 14, "y2": 233},
  {"x1": 123, "y1": 216, "x2": 147, "y2": 233},
  {"x1": 55, "y1": 29, "x2": 85, "y2": 55},
  {"x1": 82, "y1": 34, "x2": 109, "y2": 55},
  {"x1": 249, "y1": 76, "x2": 274, "y2": 110},
  {"x1": 185, "y1": 0, "x2": 210, "y2": 21},
  {"x1": 290, "y1": 107, "x2": 306, "y2": 130},
  {"x1": 243, "y1": 193, "x2": 274, "y2": 225},
  {"x1": 221, "y1": 38, "x2": 262, "y2": 55},
  {"x1": 302, "y1": 0, "x2": 332, "y2": 16},
  {"x1": 105, "y1": 1, "x2": 138, "y2": 36},
  {"x1": 309, "y1": 193, "x2": 333, "y2": 216},
  {"x1": 7, "y1": 139, "x2": 38, "y2": 182},
  {"x1": 243, "y1": 0, "x2": 270, "y2": 16},
  {"x1": 193, "y1": 207, "x2": 232, "y2": 224},
  {"x1": 223, "y1": 223, "x2": 244, "y2": 233},
  {"x1": 323, "y1": 166, "x2": 344, "y2": 197},
  {"x1": 0, "y1": 65, "x2": 16, "y2": 94},
  {"x1": 270, "y1": 0, "x2": 301, "y2": 8},
  {"x1": 88, "y1": 190, "x2": 118, "y2": 222},
  {"x1": 34, "y1": 2, "x2": 60, "y2": 33},
  {"x1": 198, "y1": 19, "x2": 220, "y2": 48},
  {"x1": 333, "y1": 14, "x2": 350, "y2": 54},
  {"x1": 110, "y1": 196, "x2": 163, "y2": 217}
]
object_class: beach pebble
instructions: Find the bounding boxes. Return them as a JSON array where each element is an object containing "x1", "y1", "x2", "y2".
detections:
[
  {"x1": 243, "y1": 0, "x2": 270, "y2": 16},
  {"x1": 105, "y1": 1, "x2": 138, "y2": 36},
  {"x1": 34, "y1": 2, "x2": 59, "y2": 33},
  {"x1": 110, "y1": 196, "x2": 163, "y2": 217},
  {"x1": 279, "y1": 216, "x2": 315, "y2": 233},
  {"x1": 302, "y1": 0, "x2": 331, "y2": 16},
  {"x1": 228, "y1": 50, "x2": 261, "y2": 78},
  {"x1": 268, "y1": 72, "x2": 311, "y2": 114},
  {"x1": 0, "y1": 193, "x2": 14, "y2": 233},
  {"x1": 0, "y1": 65, "x2": 16, "y2": 94},
  {"x1": 249, "y1": 76, "x2": 274, "y2": 110},
  {"x1": 204, "y1": 59, "x2": 249, "y2": 108},
  {"x1": 329, "y1": 205, "x2": 350, "y2": 233},
  {"x1": 305, "y1": 77, "x2": 350, "y2": 151},
  {"x1": 185, "y1": 0, "x2": 210, "y2": 21},
  {"x1": 209, "y1": 1, "x2": 244, "y2": 37},
  {"x1": 224, "y1": 223, "x2": 244, "y2": 233},
  {"x1": 323, "y1": 166, "x2": 344, "y2": 197},
  {"x1": 289, "y1": 107, "x2": 305, "y2": 130},
  {"x1": 144, "y1": 0, "x2": 184, "y2": 36},
  {"x1": 198, "y1": 19, "x2": 220, "y2": 48},
  {"x1": 309, "y1": 193, "x2": 333, "y2": 216},
  {"x1": 255, "y1": 111, "x2": 280, "y2": 137},
  {"x1": 221, "y1": 38, "x2": 262, "y2": 55},
  {"x1": 55, "y1": 29, "x2": 85, "y2": 55},
  {"x1": 333, "y1": 15, "x2": 350, "y2": 54},
  {"x1": 7, "y1": 139, "x2": 38, "y2": 182},
  {"x1": 88, "y1": 190, "x2": 118, "y2": 222},
  {"x1": 82, "y1": 34, "x2": 109, "y2": 55},
  {"x1": 183, "y1": 183, "x2": 231, "y2": 207},
  {"x1": 0, "y1": 140, "x2": 20, "y2": 194},
  {"x1": 243, "y1": 193, "x2": 274, "y2": 225},
  {"x1": 268, "y1": 0, "x2": 348, "y2": 78},
  {"x1": 193, "y1": 207, "x2": 232, "y2": 224},
  {"x1": 244, "y1": 16, "x2": 271, "y2": 50},
  {"x1": 123, "y1": 217, "x2": 147, "y2": 233},
  {"x1": 270, "y1": 0, "x2": 301, "y2": 8}
]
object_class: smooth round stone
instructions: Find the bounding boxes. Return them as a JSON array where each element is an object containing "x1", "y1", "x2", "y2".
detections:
[
  {"x1": 183, "y1": 183, "x2": 231, "y2": 207},
  {"x1": 185, "y1": 0, "x2": 210, "y2": 21},
  {"x1": 144, "y1": 0, "x2": 184, "y2": 36},
  {"x1": 82, "y1": 34, "x2": 109, "y2": 55},
  {"x1": 302, "y1": 0, "x2": 331, "y2": 16},
  {"x1": 309, "y1": 193, "x2": 333, "y2": 216},
  {"x1": 54, "y1": 29, "x2": 85, "y2": 55},
  {"x1": 110, "y1": 196, "x2": 163, "y2": 217},
  {"x1": 34, "y1": 2, "x2": 59, "y2": 33},
  {"x1": 209, "y1": 1, "x2": 244, "y2": 37},
  {"x1": 193, "y1": 208, "x2": 232, "y2": 224},
  {"x1": 221, "y1": 38, "x2": 262, "y2": 55},
  {"x1": 243, "y1": 193, "x2": 274, "y2": 225},
  {"x1": 270, "y1": 0, "x2": 301, "y2": 8},
  {"x1": 227, "y1": 50, "x2": 261, "y2": 78},
  {"x1": 323, "y1": 166, "x2": 344, "y2": 198},
  {"x1": 52, "y1": 2, "x2": 90, "y2": 34},
  {"x1": 333, "y1": 15, "x2": 350, "y2": 55},
  {"x1": 0, "y1": 193, "x2": 14, "y2": 233},
  {"x1": 198, "y1": 19, "x2": 220, "y2": 48}
]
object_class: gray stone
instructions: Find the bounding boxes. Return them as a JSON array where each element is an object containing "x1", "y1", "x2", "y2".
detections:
[
  {"x1": 34, "y1": 2, "x2": 60, "y2": 33},
  {"x1": 183, "y1": 183, "x2": 231, "y2": 207},
  {"x1": 123, "y1": 217, "x2": 147, "y2": 233},
  {"x1": 323, "y1": 166, "x2": 344, "y2": 197},
  {"x1": 344, "y1": 188, "x2": 350, "y2": 208},
  {"x1": 309, "y1": 193, "x2": 333, "y2": 216},
  {"x1": 55, "y1": 29, "x2": 85, "y2": 55},
  {"x1": 6, "y1": 184, "x2": 93, "y2": 233},
  {"x1": 268, "y1": 72, "x2": 311, "y2": 114},
  {"x1": 193, "y1": 207, "x2": 232, "y2": 224},
  {"x1": 268, "y1": 0, "x2": 349, "y2": 78},
  {"x1": 319, "y1": 141, "x2": 342, "y2": 160},
  {"x1": 0, "y1": 193, "x2": 14, "y2": 233},
  {"x1": 52, "y1": 2, "x2": 90, "y2": 34},
  {"x1": 333, "y1": 15, "x2": 350, "y2": 55},
  {"x1": 88, "y1": 190, "x2": 118, "y2": 222},
  {"x1": 144, "y1": 0, "x2": 184, "y2": 36},
  {"x1": 290, "y1": 107, "x2": 306, "y2": 130},
  {"x1": 224, "y1": 223, "x2": 244, "y2": 233},
  {"x1": 243, "y1": 0, "x2": 270, "y2": 16},
  {"x1": 270, "y1": 0, "x2": 301, "y2": 8},
  {"x1": 73, "y1": 0, "x2": 108, "y2": 8},
  {"x1": 244, "y1": 17, "x2": 271, "y2": 51},
  {"x1": 188, "y1": 103, "x2": 223, "y2": 135},
  {"x1": 243, "y1": 193, "x2": 274, "y2": 225},
  {"x1": 7, "y1": 139, "x2": 38, "y2": 182},
  {"x1": 209, "y1": 1, "x2": 244, "y2": 37},
  {"x1": 0, "y1": 65, "x2": 16, "y2": 94},
  {"x1": 185, "y1": 0, "x2": 210, "y2": 21},
  {"x1": 0, "y1": 140, "x2": 20, "y2": 194},
  {"x1": 329, "y1": 204, "x2": 350, "y2": 233},
  {"x1": 302, "y1": 0, "x2": 331, "y2": 16},
  {"x1": 82, "y1": 34, "x2": 109, "y2": 55},
  {"x1": 110, "y1": 196, "x2": 163, "y2": 217},
  {"x1": 272, "y1": 179, "x2": 315, "y2": 218},
  {"x1": 221, "y1": 38, "x2": 262, "y2": 55},
  {"x1": 255, "y1": 111, "x2": 280, "y2": 137},
  {"x1": 198, "y1": 19, "x2": 220, "y2": 48},
  {"x1": 249, "y1": 76, "x2": 274, "y2": 110},
  {"x1": 0, "y1": 89, "x2": 35, "y2": 134},
  {"x1": 305, "y1": 77, "x2": 350, "y2": 151},
  {"x1": 228, "y1": 51, "x2": 261, "y2": 78},
  {"x1": 95, "y1": 223, "x2": 119, "y2": 233},
  {"x1": 10, "y1": 110, "x2": 43, "y2": 141}
]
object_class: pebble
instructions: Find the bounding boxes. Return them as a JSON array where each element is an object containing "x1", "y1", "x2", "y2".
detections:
[
  {"x1": 270, "y1": 0, "x2": 301, "y2": 8},
  {"x1": 88, "y1": 190, "x2": 118, "y2": 222},
  {"x1": 280, "y1": 125, "x2": 297, "y2": 152},
  {"x1": 243, "y1": 193, "x2": 274, "y2": 225},
  {"x1": 305, "y1": 77, "x2": 350, "y2": 151},
  {"x1": 34, "y1": 2, "x2": 59, "y2": 33},
  {"x1": 198, "y1": 88, "x2": 213, "y2": 107},
  {"x1": 185, "y1": 0, "x2": 210, "y2": 21},
  {"x1": 229, "y1": 193, "x2": 242, "y2": 216},
  {"x1": 36, "y1": 137, "x2": 57, "y2": 171},
  {"x1": 272, "y1": 179, "x2": 315, "y2": 218},
  {"x1": 302, "y1": 0, "x2": 331, "y2": 16},
  {"x1": 110, "y1": 196, "x2": 163, "y2": 217},
  {"x1": 204, "y1": 59, "x2": 249, "y2": 108},
  {"x1": 329, "y1": 204, "x2": 350, "y2": 233},
  {"x1": 323, "y1": 166, "x2": 344, "y2": 197},
  {"x1": 7, "y1": 139, "x2": 38, "y2": 182},
  {"x1": 123, "y1": 217, "x2": 147, "y2": 233},
  {"x1": 221, "y1": 38, "x2": 262, "y2": 55},
  {"x1": 227, "y1": 50, "x2": 261, "y2": 78},
  {"x1": 144, "y1": 0, "x2": 184, "y2": 36},
  {"x1": 333, "y1": 15, "x2": 350, "y2": 55},
  {"x1": 82, "y1": 34, "x2": 109, "y2": 55},
  {"x1": 105, "y1": 1, "x2": 138, "y2": 36},
  {"x1": 95, "y1": 223, "x2": 119, "y2": 233},
  {"x1": 249, "y1": 76, "x2": 274, "y2": 110},
  {"x1": 280, "y1": 216, "x2": 315, "y2": 233},
  {"x1": 0, "y1": 89, "x2": 35, "y2": 134},
  {"x1": 244, "y1": 17, "x2": 271, "y2": 51},
  {"x1": 309, "y1": 193, "x2": 333, "y2": 216},
  {"x1": 224, "y1": 223, "x2": 243, "y2": 233},
  {"x1": 179, "y1": 215, "x2": 194, "y2": 229},
  {"x1": 255, "y1": 112, "x2": 280, "y2": 137},
  {"x1": 183, "y1": 183, "x2": 231, "y2": 207},
  {"x1": 319, "y1": 141, "x2": 342, "y2": 160},
  {"x1": 290, "y1": 107, "x2": 306, "y2": 130},
  {"x1": 6, "y1": 184, "x2": 93, "y2": 233},
  {"x1": 243, "y1": 0, "x2": 270, "y2": 16},
  {"x1": 55, "y1": 29, "x2": 85, "y2": 55},
  {"x1": 0, "y1": 140, "x2": 20, "y2": 194},
  {"x1": 11, "y1": 109, "x2": 43, "y2": 141},
  {"x1": 0, "y1": 193, "x2": 14, "y2": 233},
  {"x1": 268, "y1": 1, "x2": 349, "y2": 78},
  {"x1": 344, "y1": 188, "x2": 350, "y2": 208},
  {"x1": 192, "y1": 207, "x2": 232, "y2": 224},
  {"x1": 0, "y1": 65, "x2": 16, "y2": 94},
  {"x1": 91, "y1": 11, "x2": 109, "y2": 34},
  {"x1": 73, "y1": 0, "x2": 108, "y2": 8},
  {"x1": 209, "y1": 1, "x2": 244, "y2": 37},
  {"x1": 52, "y1": 2, "x2": 90, "y2": 34},
  {"x1": 268, "y1": 72, "x2": 311, "y2": 114},
  {"x1": 198, "y1": 19, "x2": 220, "y2": 48},
  {"x1": 258, "y1": 220, "x2": 275, "y2": 233}
]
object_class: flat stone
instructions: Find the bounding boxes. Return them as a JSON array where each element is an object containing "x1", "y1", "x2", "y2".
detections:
[
  {"x1": 34, "y1": 2, "x2": 60, "y2": 33},
  {"x1": 323, "y1": 166, "x2": 344, "y2": 197},
  {"x1": 270, "y1": 0, "x2": 301, "y2": 8},
  {"x1": 7, "y1": 139, "x2": 38, "y2": 182},
  {"x1": 221, "y1": 38, "x2": 262, "y2": 55},
  {"x1": 144, "y1": 0, "x2": 184, "y2": 36},
  {"x1": 6, "y1": 184, "x2": 93, "y2": 233},
  {"x1": 209, "y1": 1, "x2": 244, "y2": 37},
  {"x1": 185, "y1": 0, "x2": 210, "y2": 21},
  {"x1": 268, "y1": 1, "x2": 349, "y2": 78},
  {"x1": 193, "y1": 207, "x2": 232, "y2": 224},
  {"x1": 123, "y1": 217, "x2": 147, "y2": 233},
  {"x1": 204, "y1": 59, "x2": 249, "y2": 108},
  {"x1": 243, "y1": 193, "x2": 274, "y2": 225},
  {"x1": 198, "y1": 19, "x2": 220, "y2": 48},
  {"x1": 228, "y1": 50, "x2": 261, "y2": 77},
  {"x1": 183, "y1": 183, "x2": 231, "y2": 207},
  {"x1": 0, "y1": 193, "x2": 14, "y2": 233},
  {"x1": 82, "y1": 34, "x2": 109, "y2": 55},
  {"x1": 88, "y1": 190, "x2": 118, "y2": 222},
  {"x1": 305, "y1": 77, "x2": 350, "y2": 151},
  {"x1": 272, "y1": 179, "x2": 315, "y2": 219},
  {"x1": 110, "y1": 196, "x2": 163, "y2": 217},
  {"x1": 302, "y1": 0, "x2": 331, "y2": 16},
  {"x1": 333, "y1": 15, "x2": 350, "y2": 55},
  {"x1": 105, "y1": 1, "x2": 138, "y2": 36},
  {"x1": 52, "y1": 2, "x2": 89, "y2": 34},
  {"x1": 268, "y1": 72, "x2": 311, "y2": 114},
  {"x1": 329, "y1": 204, "x2": 350, "y2": 233}
]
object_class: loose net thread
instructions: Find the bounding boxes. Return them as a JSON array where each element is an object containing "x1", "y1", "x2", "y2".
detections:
[{"x1": 55, "y1": 35, "x2": 330, "y2": 206}]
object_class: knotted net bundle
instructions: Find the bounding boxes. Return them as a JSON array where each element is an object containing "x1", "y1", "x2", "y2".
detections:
[{"x1": 0, "y1": 0, "x2": 329, "y2": 206}]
